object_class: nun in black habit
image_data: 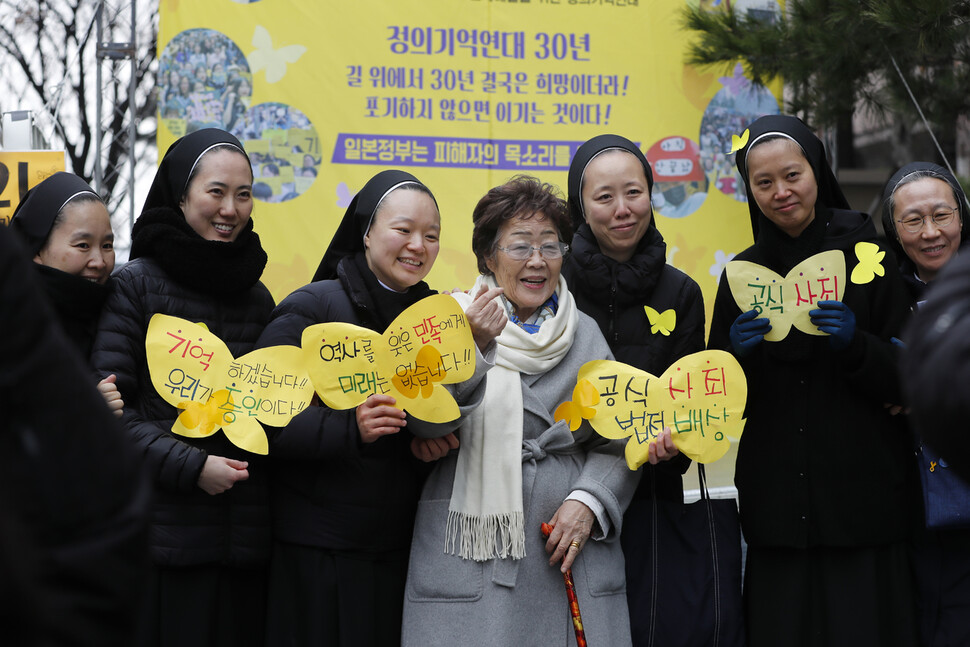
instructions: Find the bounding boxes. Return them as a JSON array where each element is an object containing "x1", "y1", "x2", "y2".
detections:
[
  {"x1": 881, "y1": 162, "x2": 970, "y2": 647},
  {"x1": 707, "y1": 115, "x2": 917, "y2": 647},
  {"x1": 561, "y1": 134, "x2": 712, "y2": 647},
  {"x1": 880, "y1": 161, "x2": 969, "y2": 305},
  {"x1": 255, "y1": 170, "x2": 500, "y2": 647},
  {"x1": 10, "y1": 172, "x2": 127, "y2": 416},
  {"x1": 91, "y1": 128, "x2": 275, "y2": 647},
  {"x1": 2, "y1": 194, "x2": 149, "y2": 647},
  {"x1": 10, "y1": 172, "x2": 115, "y2": 354}
]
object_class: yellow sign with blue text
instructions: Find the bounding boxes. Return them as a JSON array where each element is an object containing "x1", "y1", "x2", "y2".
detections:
[{"x1": 157, "y1": 0, "x2": 782, "y2": 314}]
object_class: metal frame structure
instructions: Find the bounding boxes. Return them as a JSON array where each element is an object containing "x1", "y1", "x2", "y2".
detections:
[{"x1": 94, "y1": 0, "x2": 137, "y2": 230}]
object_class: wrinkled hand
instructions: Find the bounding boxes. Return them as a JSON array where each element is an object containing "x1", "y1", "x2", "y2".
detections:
[
  {"x1": 465, "y1": 284, "x2": 507, "y2": 352},
  {"x1": 810, "y1": 300, "x2": 856, "y2": 350},
  {"x1": 410, "y1": 432, "x2": 459, "y2": 462},
  {"x1": 97, "y1": 374, "x2": 124, "y2": 418},
  {"x1": 544, "y1": 500, "x2": 594, "y2": 573},
  {"x1": 648, "y1": 427, "x2": 679, "y2": 464},
  {"x1": 356, "y1": 393, "x2": 406, "y2": 444},
  {"x1": 729, "y1": 309, "x2": 771, "y2": 357},
  {"x1": 198, "y1": 455, "x2": 249, "y2": 495}
]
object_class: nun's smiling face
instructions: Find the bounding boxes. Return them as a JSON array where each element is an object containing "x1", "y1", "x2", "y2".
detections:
[
  {"x1": 892, "y1": 177, "x2": 962, "y2": 283},
  {"x1": 179, "y1": 148, "x2": 253, "y2": 242},
  {"x1": 34, "y1": 198, "x2": 115, "y2": 284},
  {"x1": 364, "y1": 187, "x2": 440, "y2": 292},
  {"x1": 747, "y1": 138, "x2": 819, "y2": 238},
  {"x1": 580, "y1": 149, "x2": 653, "y2": 263}
]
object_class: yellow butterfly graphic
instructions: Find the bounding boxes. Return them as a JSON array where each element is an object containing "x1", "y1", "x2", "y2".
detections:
[
  {"x1": 644, "y1": 306, "x2": 676, "y2": 336},
  {"x1": 851, "y1": 241, "x2": 885, "y2": 285},
  {"x1": 301, "y1": 294, "x2": 476, "y2": 423},
  {"x1": 247, "y1": 25, "x2": 307, "y2": 84},
  {"x1": 726, "y1": 250, "x2": 846, "y2": 342},
  {"x1": 730, "y1": 129, "x2": 750, "y2": 154},
  {"x1": 175, "y1": 389, "x2": 230, "y2": 437},
  {"x1": 561, "y1": 351, "x2": 747, "y2": 469},
  {"x1": 147, "y1": 315, "x2": 315, "y2": 455},
  {"x1": 554, "y1": 379, "x2": 601, "y2": 431},
  {"x1": 392, "y1": 345, "x2": 447, "y2": 399}
]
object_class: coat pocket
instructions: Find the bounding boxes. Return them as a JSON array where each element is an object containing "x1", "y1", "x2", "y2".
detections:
[
  {"x1": 407, "y1": 499, "x2": 484, "y2": 602},
  {"x1": 582, "y1": 540, "x2": 627, "y2": 597}
]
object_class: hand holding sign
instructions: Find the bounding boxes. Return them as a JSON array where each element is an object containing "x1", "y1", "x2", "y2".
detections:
[
  {"x1": 301, "y1": 294, "x2": 476, "y2": 423},
  {"x1": 729, "y1": 309, "x2": 771, "y2": 357},
  {"x1": 726, "y1": 250, "x2": 845, "y2": 342},
  {"x1": 147, "y1": 314, "x2": 315, "y2": 455},
  {"x1": 555, "y1": 350, "x2": 747, "y2": 469}
]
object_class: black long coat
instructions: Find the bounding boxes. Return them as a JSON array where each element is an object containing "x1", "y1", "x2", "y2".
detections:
[{"x1": 708, "y1": 209, "x2": 915, "y2": 548}]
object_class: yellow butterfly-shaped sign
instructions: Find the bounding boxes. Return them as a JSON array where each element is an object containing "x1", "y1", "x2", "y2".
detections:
[
  {"x1": 247, "y1": 25, "x2": 307, "y2": 84},
  {"x1": 301, "y1": 294, "x2": 476, "y2": 423},
  {"x1": 644, "y1": 306, "x2": 676, "y2": 336},
  {"x1": 555, "y1": 350, "x2": 747, "y2": 469},
  {"x1": 554, "y1": 380, "x2": 601, "y2": 431},
  {"x1": 730, "y1": 129, "x2": 750, "y2": 154},
  {"x1": 726, "y1": 250, "x2": 846, "y2": 342},
  {"x1": 851, "y1": 241, "x2": 886, "y2": 285},
  {"x1": 147, "y1": 315, "x2": 315, "y2": 455}
]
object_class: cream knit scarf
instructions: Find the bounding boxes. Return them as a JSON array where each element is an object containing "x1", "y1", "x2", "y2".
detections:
[{"x1": 446, "y1": 273, "x2": 578, "y2": 561}]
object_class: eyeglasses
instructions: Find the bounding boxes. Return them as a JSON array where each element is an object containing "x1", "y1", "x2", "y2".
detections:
[
  {"x1": 495, "y1": 242, "x2": 569, "y2": 261},
  {"x1": 896, "y1": 208, "x2": 958, "y2": 234}
]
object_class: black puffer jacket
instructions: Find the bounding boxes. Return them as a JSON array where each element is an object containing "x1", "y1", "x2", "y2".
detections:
[
  {"x1": 255, "y1": 257, "x2": 487, "y2": 554},
  {"x1": 91, "y1": 257, "x2": 275, "y2": 566},
  {"x1": 563, "y1": 223, "x2": 706, "y2": 502}
]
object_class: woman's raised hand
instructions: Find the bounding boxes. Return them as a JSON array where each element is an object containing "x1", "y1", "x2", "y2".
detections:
[{"x1": 465, "y1": 284, "x2": 507, "y2": 351}]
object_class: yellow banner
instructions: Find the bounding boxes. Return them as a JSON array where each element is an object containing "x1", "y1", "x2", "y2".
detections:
[
  {"x1": 158, "y1": 0, "x2": 782, "y2": 319},
  {"x1": 0, "y1": 151, "x2": 66, "y2": 226}
]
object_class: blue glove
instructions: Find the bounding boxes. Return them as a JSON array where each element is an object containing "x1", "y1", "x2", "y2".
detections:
[
  {"x1": 729, "y1": 309, "x2": 771, "y2": 357},
  {"x1": 809, "y1": 300, "x2": 856, "y2": 350}
]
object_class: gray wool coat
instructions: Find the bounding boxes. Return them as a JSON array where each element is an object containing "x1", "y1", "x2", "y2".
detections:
[{"x1": 402, "y1": 312, "x2": 639, "y2": 646}]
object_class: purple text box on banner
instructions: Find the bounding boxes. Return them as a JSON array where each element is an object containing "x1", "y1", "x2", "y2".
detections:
[{"x1": 332, "y1": 133, "x2": 600, "y2": 171}]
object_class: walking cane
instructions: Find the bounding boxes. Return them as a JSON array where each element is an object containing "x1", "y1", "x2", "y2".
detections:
[{"x1": 541, "y1": 522, "x2": 588, "y2": 647}]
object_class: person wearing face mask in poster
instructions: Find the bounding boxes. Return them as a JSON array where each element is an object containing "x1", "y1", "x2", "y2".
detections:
[
  {"x1": 92, "y1": 128, "x2": 275, "y2": 647},
  {"x1": 707, "y1": 115, "x2": 916, "y2": 647}
]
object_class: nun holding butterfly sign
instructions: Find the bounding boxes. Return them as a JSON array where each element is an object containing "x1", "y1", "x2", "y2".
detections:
[
  {"x1": 145, "y1": 293, "x2": 477, "y2": 453},
  {"x1": 707, "y1": 115, "x2": 916, "y2": 646},
  {"x1": 549, "y1": 235, "x2": 888, "y2": 472}
]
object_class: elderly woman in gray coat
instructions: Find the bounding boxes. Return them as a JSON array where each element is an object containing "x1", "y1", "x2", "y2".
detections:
[{"x1": 402, "y1": 176, "x2": 639, "y2": 646}]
